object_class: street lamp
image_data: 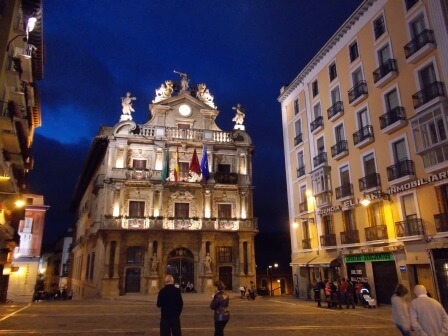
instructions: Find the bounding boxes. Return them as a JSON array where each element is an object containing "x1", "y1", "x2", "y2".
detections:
[{"x1": 267, "y1": 263, "x2": 278, "y2": 296}]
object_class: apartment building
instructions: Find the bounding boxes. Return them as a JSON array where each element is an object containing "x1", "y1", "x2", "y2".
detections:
[
  {"x1": 279, "y1": 0, "x2": 448, "y2": 309},
  {"x1": 0, "y1": 0, "x2": 44, "y2": 302},
  {"x1": 70, "y1": 76, "x2": 257, "y2": 298}
]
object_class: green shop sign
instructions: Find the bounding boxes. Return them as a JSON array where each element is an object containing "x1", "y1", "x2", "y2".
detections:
[{"x1": 345, "y1": 252, "x2": 393, "y2": 263}]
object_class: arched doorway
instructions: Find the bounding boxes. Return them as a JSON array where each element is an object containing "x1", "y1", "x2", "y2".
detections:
[{"x1": 166, "y1": 248, "x2": 194, "y2": 288}]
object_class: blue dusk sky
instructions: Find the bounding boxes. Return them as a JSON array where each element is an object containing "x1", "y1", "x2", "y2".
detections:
[{"x1": 28, "y1": 0, "x2": 363, "y2": 245}]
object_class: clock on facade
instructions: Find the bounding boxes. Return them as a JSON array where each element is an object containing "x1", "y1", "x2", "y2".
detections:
[{"x1": 178, "y1": 104, "x2": 191, "y2": 117}]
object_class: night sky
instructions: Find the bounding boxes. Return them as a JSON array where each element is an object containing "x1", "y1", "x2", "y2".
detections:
[{"x1": 27, "y1": 1, "x2": 363, "y2": 247}]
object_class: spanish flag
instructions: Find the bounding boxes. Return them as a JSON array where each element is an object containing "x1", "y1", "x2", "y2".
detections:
[{"x1": 174, "y1": 147, "x2": 180, "y2": 182}]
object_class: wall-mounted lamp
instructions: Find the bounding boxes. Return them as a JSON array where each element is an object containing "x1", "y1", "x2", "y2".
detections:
[
  {"x1": 6, "y1": 16, "x2": 38, "y2": 52},
  {"x1": 360, "y1": 194, "x2": 371, "y2": 207}
]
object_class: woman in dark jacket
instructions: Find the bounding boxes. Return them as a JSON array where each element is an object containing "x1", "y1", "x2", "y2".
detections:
[{"x1": 210, "y1": 280, "x2": 230, "y2": 336}]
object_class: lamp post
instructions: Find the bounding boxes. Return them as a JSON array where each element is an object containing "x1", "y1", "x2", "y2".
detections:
[
  {"x1": 6, "y1": 16, "x2": 37, "y2": 52},
  {"x1": 267, "y1": 263, "x2": 278, "y2": 296}
]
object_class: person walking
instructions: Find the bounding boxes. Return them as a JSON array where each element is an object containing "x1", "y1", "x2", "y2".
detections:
[
  {"x1": 410, "y1": 284, "x2": 448, "y2": 336},
  {"x1": 391, "y1": 284, "x2": 411, "y2": 336},
  {"x1": 156, "y1": 274, "x2": 183, "y2": 336},
  {"x1": 210, "y1": 280, "x2": 230, "y2": 336}
]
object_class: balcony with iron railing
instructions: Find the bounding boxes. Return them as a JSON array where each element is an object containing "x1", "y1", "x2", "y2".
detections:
[
  {"x1": 310, "y1": 116, "x2": 324, "y2": 133},
  {"x1": 331, "y1": 140, "x2": 348, "y2": 160},
  {"x1": 434, "y1": 212, "x2": 448, "y2": 233},
  {"x1": 412, "y1": 81, "x2": 446, "y2": 110},
  {"x1": 395, "y1": 218, "x2": 424, "y2": 237},
  {"x1": 373, "y1": 59, "x2": 398, "y2": 88},
  {"x1": 313, "y1": 152, "x2": 327, "y2": 167},
  {"x1": 353, "y1": 125, "x2": 374, "y2": 148},
  {"x1": 404, "y1": 29, "x2": 436, "y2": 63},
  {"x1": 297, "y1": 165, "x2": 306, "y2": 178},
  {"x1": 299, "y1": 201, "x2": 308, "y2": 213},
  {"x1": 434, "y1": 213, "x2": 448, "y2": 233},
  {"x1": 387, "y1": 159, "x2": 415, "y2": 182},
  {"x1": 358, "y1": 173, "x2": 381, "y2": 192},
  {"x1": 340, "y1": 230, "x2": 360, "y2": 244},
  {"x1": 335, "y1": 183, "x2": 353, "y2": 200},
  {"x1": 379, "y1": 106, "x2": 406, "y2": 134},
  {"x1": 327, "y1": 101, "x2": 344, "y2": 121},
  {"x1": 294, "y1": 133, "x2": 303, "y2": 146},
  {"x1": 214, "y1": 172, "x2": 238, "y2": 184},
  {"x1": 320, "y1": 234, "x2": 336, "y2": 247},
  {"x1": 302, "y1": 238, "x2": 311, "y2": 250},
  {"x1": 365, "y1": 225, "x2": 388, "y2": 241},
  {"x1": 348, "y1": 80, "x2": 368, "y2": 106}
]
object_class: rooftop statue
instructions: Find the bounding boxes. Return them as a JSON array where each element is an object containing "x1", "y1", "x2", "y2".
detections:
[
  {"x1": 174, "y1": 70, "x2": 190, "y2": 91},
  {"x1": 120, "y1": 92, "x2": 136, "y2": 121},
  {"x1": 196, "y1": 83, "x2": 216, "y2": 109},
  {"x1": 232, "y1": 103, "x2": 246, "y2": 130},
  {"x1": 153, "y1": 80, "x2": 174, "y2": 103}
]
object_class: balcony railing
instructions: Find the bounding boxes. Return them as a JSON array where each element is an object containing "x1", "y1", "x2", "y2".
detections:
[
  {"x1": 387, "y1": 159, "x2": 415, "y2": 181},
  {"x1": 214, "y1": 172, "x2": 238, "y2": 184},
  {"x1": 125, "y1": 168, "x2": 152, "y2": 180},
  {"x1": 297, "y1": 165, "x2": 305, "y2": 178},
  {"x1": 404, "y1": 29, "x2": 435, "y2": 59},
  {"x1": 310, "y1": 116, "x2": 324, "y2": 132},
  {"x1": 365, "y1": 225, "x2": 388, "y2": 241},
  {"x1": 313, "y1": 152, "x2": 327, "y2": 167},
  {"x1": 302, "y1": 238, "x2": 311, "y2": 249},
  {"x1": 395, "y1": 218, "x2": 424, "y2": 237},
  {"x1": 434, "y1": 213, "x2": 448, "y2": 233},
  {"x1": 327, "y1": 101, "x2": 344, "y2": 120},
  {"x1": 331, "y1": 140, "x2": 348, "y2": 158},
  {"x1": 373, "y1": 59, "x2": 398, "y2": 84},
  {"x1": 412, "y1": 81, "x2": 446, "y2": 109},
  {"x1": 353, "y1": 125, "x2": 374, "y2": 145},
  {"x1": 299, "y1": 201, "x2": 308, "y2": 213},
  {"x1": 335, "y1": 183, "x2": 353, "y2": 200},
  {"x1": 340, "y1": 230, "x2": 360, "y2": 244},
  {"x1": 137, "y1": 125, "x2": 232, "y2": 143},
  {"x1": 320, "y1": 234, "x2": 336, "y2": 247},
  {"x1": 379, "y1": 107, "x2": 406, "y2": 129},
  {"x1": 294, "y1": 133, "x2": 303, "y2": 146},
  {"x1": 358, "y1": 173, "x2": 381, "y2": 191},
  {"x1": 348, "y1": 80, "x2": 368, "y2": 104},
  {"x1": 100, "y1": 217, "x2": 258, "y2": 231}
]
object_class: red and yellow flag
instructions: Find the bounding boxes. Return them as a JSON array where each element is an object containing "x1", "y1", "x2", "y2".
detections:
[{"x1": 174, "y1": 147, "x2": 180, "y2": 182}]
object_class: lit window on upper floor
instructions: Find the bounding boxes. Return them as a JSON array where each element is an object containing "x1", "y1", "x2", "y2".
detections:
[
  {"x1": 294, "y1": 98, "x2": 299, "y2": 115},
  {"x1": 312, "y1": 80, "x2": 319, "y2": 97},
  {"x1": 329, "y1": 63, "x2": 337, "y2": 82},
  {"x1": 349, "y1": 41, "x2": 359, "y2": 63},
  {"x1": 373, "y1": 15, "x2": 386, "y2": 40}
]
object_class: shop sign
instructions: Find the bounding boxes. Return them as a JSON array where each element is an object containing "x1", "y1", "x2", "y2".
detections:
[
  {"x1": 345, "y1": 252, "x2": 393, "y2": 263},
  {"x1": 388, "y1": 170, "x2": 448, "y2": 195},
  {"x1": 317, "y1": 205, "x2": 341, "y2": 216}
]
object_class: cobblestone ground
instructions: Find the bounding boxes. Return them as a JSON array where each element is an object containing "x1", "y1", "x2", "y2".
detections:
[{"x1": 0, "y1": 294, "x2": 403, "y2": 336}]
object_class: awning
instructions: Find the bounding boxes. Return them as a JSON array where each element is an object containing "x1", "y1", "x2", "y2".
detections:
[
  {"x1": 307, "y1": 255, "x2": 341, "y2": 267},
  {"x1": 290, "y1": 256, "x2": 312, "y2": 266}
]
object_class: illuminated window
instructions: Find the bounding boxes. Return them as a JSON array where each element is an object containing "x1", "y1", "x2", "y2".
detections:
[{"x1": 216, "y1": 246, "x2": 232, "y2": 263}]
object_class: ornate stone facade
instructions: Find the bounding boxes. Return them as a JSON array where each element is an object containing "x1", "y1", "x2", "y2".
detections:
[{"x1": 70, "y1": 76, "x2": 257, "y2": 298}]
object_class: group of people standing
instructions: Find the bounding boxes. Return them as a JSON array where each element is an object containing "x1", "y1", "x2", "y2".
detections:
[
  {"x1": 156, "y1": 274, "x2": 230, "y2": 336},
  {"x1": 239, "y1": 281, "x2": 256, "y2": 300},
  {"x1": 391, "y1": 284, "x2": 448, "y2": 336},
  {"x1": 313, "y1": 278, "x2": 364, "y2": 309}
]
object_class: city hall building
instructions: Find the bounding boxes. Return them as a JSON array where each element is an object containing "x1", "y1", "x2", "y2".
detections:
[
  {"x1": 279, "y1": 0, "x2": 448, "y2": 309},
  {"x1": 70, "y1": 75, "x2": 257, "y2": 298}
]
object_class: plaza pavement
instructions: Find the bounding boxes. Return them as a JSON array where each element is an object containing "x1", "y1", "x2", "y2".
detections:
[{"x1": 0, "y1": 292, "x2": 403, "y2": 335}]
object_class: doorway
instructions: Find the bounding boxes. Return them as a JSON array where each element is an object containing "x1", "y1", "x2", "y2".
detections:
[
  {"x1": 125, "y1": 267, "x2": 141, "y2": 293},
  {"x1": 219, "y1": 266, "x2": 233, "y2": 291},
  {"x1": 372, "y1": 261, "x2": 398, "y2": 305},
  {"x1": 166, "y1": 248, "x2": 195, "y2": 287}
]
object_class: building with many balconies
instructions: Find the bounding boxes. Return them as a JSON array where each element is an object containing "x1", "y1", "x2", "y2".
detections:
[
  {"x1": 279, "y1": 0, "x2": 448, "y2": 309},
  {"x1": 0, "y1": 0, "x2": 44, "y2": 302},
  {"x1": 70, "y1": 76, "x2": 257, "y2": 298}
]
